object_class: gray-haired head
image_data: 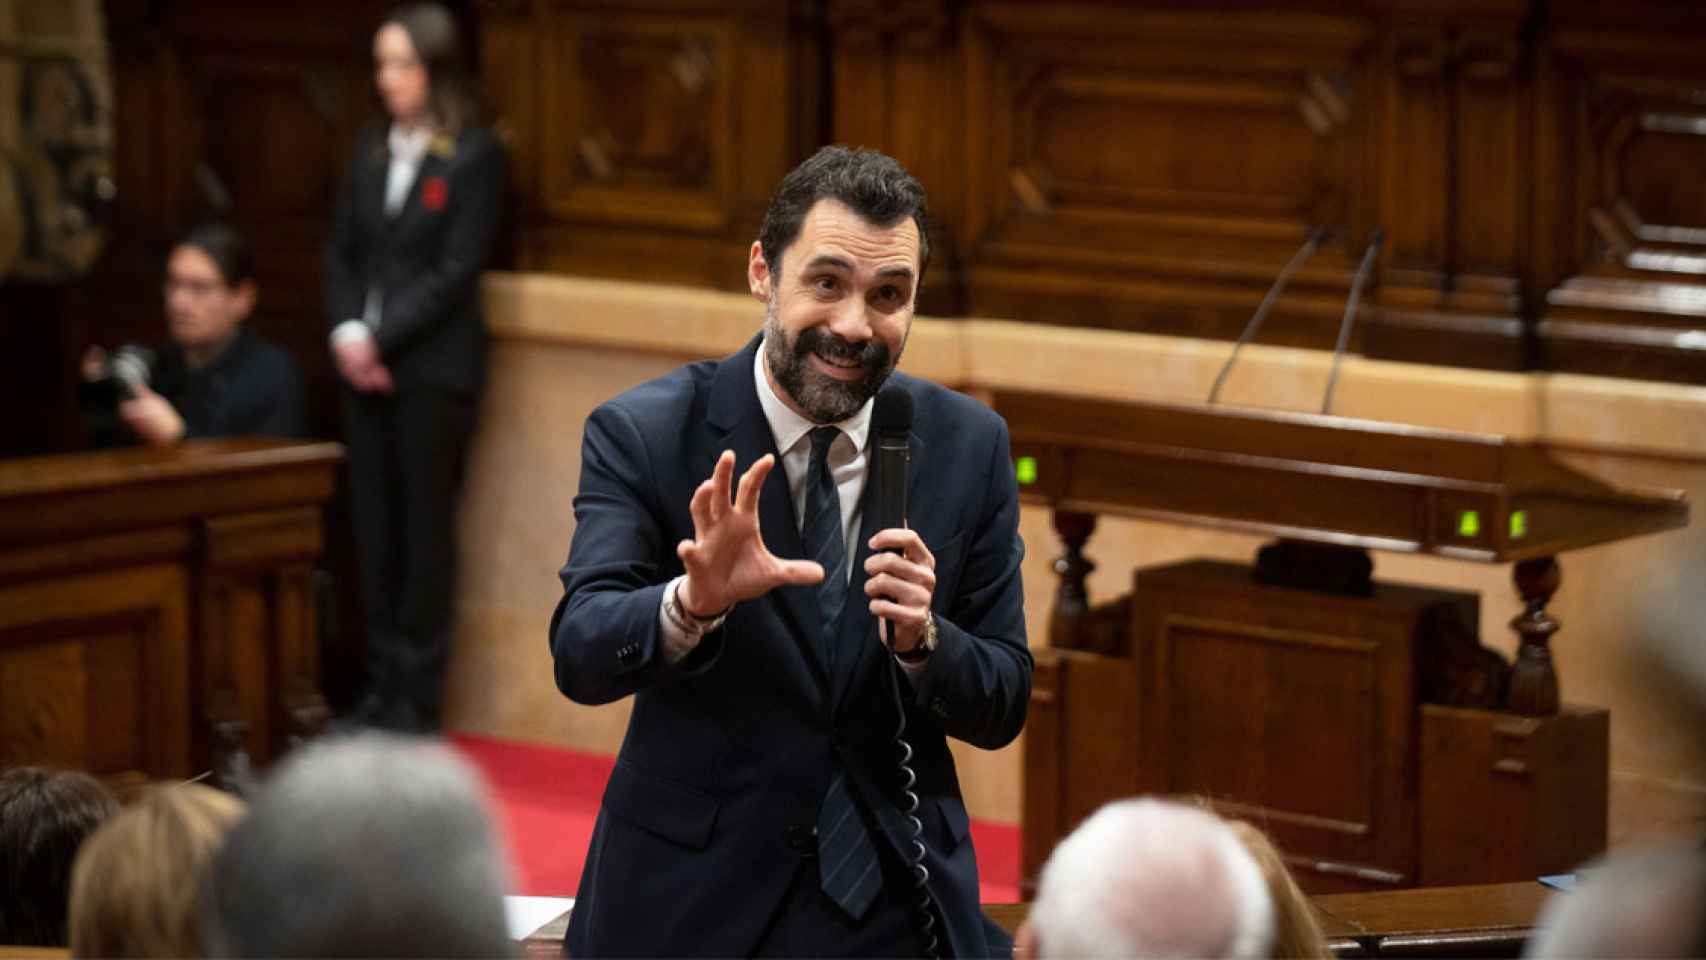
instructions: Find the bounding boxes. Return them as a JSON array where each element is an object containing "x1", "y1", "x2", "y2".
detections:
[
  {"x1": 757, "y1": 145, "x2": 930, "y2": 282},
  {"x1": 1025, "y1": 798, "x2": 1275, "y2": 960},
  {"x1": 202, "y1": 732, "x2": 513, "y2": 959},
  {"x1": 1526, "y1": 843, "x2": 1706, "y2": 959}
]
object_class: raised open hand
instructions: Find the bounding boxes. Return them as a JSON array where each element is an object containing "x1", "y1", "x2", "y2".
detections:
[{"x1": 676, "y1": 450, "x2": 824, "y2": 617}]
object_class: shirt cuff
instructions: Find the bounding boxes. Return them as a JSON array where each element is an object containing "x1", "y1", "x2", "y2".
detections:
[
  {"x1": 895, "y1": 653, "x2": 928, "y2": 684},
  {"x1": 330, "y1": 320, "x2": 374, "y2": 349},
  {"x1": 658, "y1": 576, "x2": 728, "y2": 665}
]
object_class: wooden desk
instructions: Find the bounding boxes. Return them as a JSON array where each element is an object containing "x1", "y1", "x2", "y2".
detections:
[
  {"x1": 1314, "y1": 882, "x2": 1552, "y2": 957},
  {"x1": 522, "y1": 882, "x2": 1550, "y2": 958},
  {"x1": 0, "y1": 439, "x2": 342, "y2": 785}
]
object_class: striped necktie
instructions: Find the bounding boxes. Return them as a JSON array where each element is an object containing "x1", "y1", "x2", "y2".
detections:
[{"x1": 802, "y1": 426, "x2": 882, "y2": 919}]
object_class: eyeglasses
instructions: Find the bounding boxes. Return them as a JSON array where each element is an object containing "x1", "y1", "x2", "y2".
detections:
[{"x1": 163, "y1": 276, "x2": 226, "y2": 297}]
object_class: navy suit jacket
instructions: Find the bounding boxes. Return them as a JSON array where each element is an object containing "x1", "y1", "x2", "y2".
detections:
[{"x1": 550, "y1": 336, "x2": 1031, "y2": 957}]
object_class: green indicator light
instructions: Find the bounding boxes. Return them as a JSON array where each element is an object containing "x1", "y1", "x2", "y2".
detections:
[
  {"x1": 1510, "y1": 510, "x2": 1528, "y2": 539},
  {"x1": 1457, "y1": 510, "x2": 1481, "y2": 538},
  {"x1": 1015, "y1": 456, "x2": 1038, "y2": 486}
]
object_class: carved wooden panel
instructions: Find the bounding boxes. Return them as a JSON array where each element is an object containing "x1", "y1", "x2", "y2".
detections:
[
  {"x1": 199, "y1": 508, "x2": 327, "y2": 765},
  {"x1": 1363, "y1": 12, "x2": 1531, "y2": 372},
  {"x1": 0, "y1": 564, "x2": 192, "y2": 781},
  {"x1": 1160, "y1": 619, "x2": 1382, "y2": 836},
  {"x1": 1534, "y1": 19, "x2": 1706, "y2": 383},
  {"x1": 541, "y1": 13, "x2": 731, "y2": 229},
  {"x1": 824, "y1": 0, "x2": 964, "y2": 314},
  {"x1": 0, "y1": 441, "x2": 340, "y2": 784},
  {"x1": 962, "y1": 3, "x2": 1377, "y2": 347},
  {"x1": 494, "y1": 0, "x2": 823, "y2": 290},
  {"x1": 1133, "y1": 561, "x2": 1426, "y2": 892},
  {"x1": 189, "y1": 56, "x2": 350, "y2": 223}
]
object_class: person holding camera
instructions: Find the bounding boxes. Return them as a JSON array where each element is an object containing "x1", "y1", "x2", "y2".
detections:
[{"x1": 81, "y1": 222, "x2": 306, "y2": 447}]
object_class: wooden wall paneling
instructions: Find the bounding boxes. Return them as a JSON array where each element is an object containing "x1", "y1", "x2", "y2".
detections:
[
  {"x1": 503, "y1": 0, "x2": 825, "y2": 293},
  {"x1": 478, "y1": 0, "x2": 539, "y2": 226},
  {"x1": 1419, "y1": 703, "x2": 1608, "y2": 885},
  {"x1": 1019, "y1": 646, "x2": 1141, "y2": 897},
  {"x1": 0, "y1": 440, "x2": 341, "y2": 783},
  {"x1": 1363, "y1": 3, "x2": 1533, "y2": 371},
  {"x1": 1021, "y1": 652, "x2": 1065, "y2": 898},
  {"x1": 1533, "y1": 16, "x2": 1706, "y2": 384},
  {"x1": 198, "y1": 507, "x2": 328, "y2": 767},
  {"x1": 0, "y1": 564, "x2": 192, "y2": 784},
  {"x1": 826, "y1": 0, "x2": 965, "y2": 315},
  {"x1": 960, "y1": 3, "x2": 1376, "y2": 351}
]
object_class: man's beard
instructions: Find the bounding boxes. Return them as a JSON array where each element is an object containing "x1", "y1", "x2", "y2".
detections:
[{"x1": 763, "y1": 300, "x2": 902, "y2": 424}]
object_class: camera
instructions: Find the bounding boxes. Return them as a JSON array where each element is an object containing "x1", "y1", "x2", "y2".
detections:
[{"x1": 84, "y1": 343, "x2": 157, "y2": 406}]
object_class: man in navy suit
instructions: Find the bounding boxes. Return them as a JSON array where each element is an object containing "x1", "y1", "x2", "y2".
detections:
[{"x1": 550, "y1": 146, "x2": 1030, "y2": 958}]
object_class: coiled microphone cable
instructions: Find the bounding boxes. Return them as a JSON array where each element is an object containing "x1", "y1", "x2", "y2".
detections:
[{"x1": 883, "y1": 642, "x2": 941, "y2": 959}]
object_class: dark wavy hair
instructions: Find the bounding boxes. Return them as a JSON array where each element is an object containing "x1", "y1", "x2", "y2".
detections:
[
  {"x1": 381, "y1": 3, "x2": 484, "y2": 135},
  {"x1": 758, "y1": 145, "x2": 930, "y2": 282},
  {"x1": 0, "y1": 767, "x2": 120, "y2": 946}
]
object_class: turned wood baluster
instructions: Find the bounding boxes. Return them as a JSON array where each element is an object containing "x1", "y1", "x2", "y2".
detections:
[
  {"x1": 1506, "y1": 555, "x2": 1562, "y2": 716},
  {"x1": 1048, "y1": 510, "x2": 1097, "y2": 650}
]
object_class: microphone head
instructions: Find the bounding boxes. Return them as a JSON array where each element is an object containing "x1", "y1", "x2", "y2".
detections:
[{"x1": 873, "y1": 385, "x2": 913, "y2": 438}]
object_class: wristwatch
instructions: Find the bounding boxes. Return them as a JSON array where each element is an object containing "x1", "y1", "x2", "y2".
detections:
[{"x1": 894, "y1": 613, "x2": 938, "y2": 663}]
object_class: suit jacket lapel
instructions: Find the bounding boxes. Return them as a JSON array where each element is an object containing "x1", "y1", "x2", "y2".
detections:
[{"x1": 704, "y1": 337, "x2": 832, "y2": 703}]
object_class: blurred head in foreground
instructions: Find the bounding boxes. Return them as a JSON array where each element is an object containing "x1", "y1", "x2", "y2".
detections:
[
  {"x1": 1020, "y1": 798, "x2": 1274, "y2": 960},
  {"x1": 202, "y1": 732, "x2": 513, "y2": 958},
  {"x1": 0, "y1": 767, "x2": 120, "y2": 946},
  {"x1": 70, "y1": 782, "x2": 245, "y2": 957}
]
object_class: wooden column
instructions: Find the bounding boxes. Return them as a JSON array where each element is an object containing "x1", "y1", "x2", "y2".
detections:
[{"x1": 1046, "y1": 509, "x2": 1095, "y2": 651}]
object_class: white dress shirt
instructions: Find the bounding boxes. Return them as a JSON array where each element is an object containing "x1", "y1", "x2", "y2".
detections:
[
  {"x1": 659, "y1": 341, "x2": 923, "y2": 679},
  {"x1": 330, "y1": 124, "x2": 433, "y2": 348}
]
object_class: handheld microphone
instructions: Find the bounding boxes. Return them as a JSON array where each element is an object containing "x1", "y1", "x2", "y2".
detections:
[
  {"x1": 870, "y1": 383, "x2": 942, "y2": 959},
  {"x1": 873, "y1": 386, "x2": 913, "y2": 535}
]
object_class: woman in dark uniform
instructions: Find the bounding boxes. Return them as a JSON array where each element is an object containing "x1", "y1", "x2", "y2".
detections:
[{"x1": 325, "y1": 2, "x2": 505, "y2": 732}]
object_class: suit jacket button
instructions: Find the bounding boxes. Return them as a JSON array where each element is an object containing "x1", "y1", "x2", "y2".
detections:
[{"x1": 930, "y1": 697, "x2": 949, "y2": 718}]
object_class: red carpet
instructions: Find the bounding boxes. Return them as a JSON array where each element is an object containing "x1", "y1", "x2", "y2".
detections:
[{"x1": 450, "y1": 732, "x2": 1021, "y2": 902}]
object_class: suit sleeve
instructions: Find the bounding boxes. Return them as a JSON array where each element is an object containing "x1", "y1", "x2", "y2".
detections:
[
  {"x1": 549, "y1": 401, "x2": 718, "y2": 705},
  {"x1": 372, "y1": 131, "x2": 506, "y2": 360},
  {"x1": 911, "y1": 417, "x2": 1032, "y2": 749},
  {"x1": 323, "y1": 137, "x2": 367, "y2": 331}
]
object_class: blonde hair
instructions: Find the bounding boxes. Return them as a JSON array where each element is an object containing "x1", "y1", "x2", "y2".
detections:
[
  {"x1": 68, "y1": 783, "x2": 245, "y2": 958},
  {"x1": 1226, "y1": 821, "x2": 1331, "y2": 960}
]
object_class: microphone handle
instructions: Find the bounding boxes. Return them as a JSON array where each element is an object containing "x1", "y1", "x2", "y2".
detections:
[{"x1": 875, "y1": 435, "x2": 910, "y2": 534}]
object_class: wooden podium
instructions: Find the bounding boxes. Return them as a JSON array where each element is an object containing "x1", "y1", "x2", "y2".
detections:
[
  {"x1": 998, "y1": 390, "x2": 1686, "y2": 895},
  {"x1": 0, "y1": 439, "x2": 342, "y2": 791}
]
